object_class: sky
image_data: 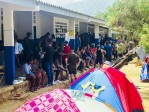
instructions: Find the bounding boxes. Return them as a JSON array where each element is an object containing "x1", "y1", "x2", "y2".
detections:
[
  {"x1": 42, "y1": 0, "x2": 83, "y2": 5},
  {"x1": 41, "y1": 0, "x2": 115, "y2": 16}
]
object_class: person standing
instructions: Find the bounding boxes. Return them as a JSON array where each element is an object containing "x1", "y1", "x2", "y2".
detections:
[
  {"x1": 94, "y1": 45, "x2": 106, "y2": 68},
  {"x1": 42, "y1": 38, "x2": 54, "y2": 86},
  {"x1": 39, "y1": 32, "x2": 51, "y2": 52},
  {"x1": 23, "y1": 32, "x2": 33, "y2": 61},
  {"x1": 66, "y1": 49, "x2": 80, "y2": 82},
  {"x1": 14, "y1": 32, "x2": 20, "y2": 67},
  {"x1": 62, "y1": 41, "x2": 70, "y2": 68}
]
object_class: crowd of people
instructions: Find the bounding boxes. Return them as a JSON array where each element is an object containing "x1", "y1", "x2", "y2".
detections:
[{"x1": 14, "y1": 31, "x2": 133, "y2": 92}]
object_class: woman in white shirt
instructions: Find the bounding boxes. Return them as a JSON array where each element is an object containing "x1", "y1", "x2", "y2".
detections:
[{"x1": 15, "y1": 41, "x2": 21, "y2": 67}]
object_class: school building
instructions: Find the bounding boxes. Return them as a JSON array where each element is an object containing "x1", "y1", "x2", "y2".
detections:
[{"x1": 0, "y1": 0, "x2": 114, "y2": 85}]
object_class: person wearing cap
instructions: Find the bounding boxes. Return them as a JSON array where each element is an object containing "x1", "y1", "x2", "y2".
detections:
[
  {"x1": 94, "y1": 45, "x2": 106, "y2": 68},
  {"x1": 23, "y1": 32, "x2": 33, "y2": 61}
]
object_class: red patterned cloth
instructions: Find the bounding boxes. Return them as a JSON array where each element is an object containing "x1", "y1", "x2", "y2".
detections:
[{"x1": 16, "y1": 89, "x2": 80, "y2": 112}]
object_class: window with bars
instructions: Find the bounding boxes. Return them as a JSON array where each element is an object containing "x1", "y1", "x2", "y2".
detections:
[
  {"x1": 75, "y1": 23, "x2": 79, "y2": 33},
  {"x1": 55, "y1": 22, "x2": 68, "y2": 38}
]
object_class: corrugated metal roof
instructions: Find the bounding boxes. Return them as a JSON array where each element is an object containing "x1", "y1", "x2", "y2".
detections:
[{"x1": 33, "y1": 0, "x2": 105, "y2": 22}]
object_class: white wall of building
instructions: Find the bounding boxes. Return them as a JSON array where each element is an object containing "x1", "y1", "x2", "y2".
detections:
[
  {"x1": 13, "y1": 11, "x2": 54, "y2": 39},
  {"x1": 79, "y1": 22, "x2": 88, "y2": 34},
  {"x1": 34, "y1": 12, "x2": 41, "y2": 39},
  {"x1": 88, "y1": 24, "x2": 95, "y2": 34},
  {"x1": 99, "y1": 26, "x2": 108, "y2": 37},
  {"x1": 69, "y1": 20, "x2": 75, "y2": 39},
  {"x1": 40, "y1": 13, "x2": 54, "y2": 37},
  {"x1": 14, "y1": 11, "x2": 32, "y2": 39}
]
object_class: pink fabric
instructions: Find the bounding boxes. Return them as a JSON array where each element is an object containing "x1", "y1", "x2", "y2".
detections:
[{"x1": 16, "y1": 89, "x2": 80, "y2": 112}]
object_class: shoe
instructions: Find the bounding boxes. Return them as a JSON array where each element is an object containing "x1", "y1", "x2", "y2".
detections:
[
  {"x1": 34, "y1": 88, "x2": 37, "y2": 91},
  {"x1": 30, "y1": 88, "x2": 34, "y2": 92},
  {"x1": 46, "y1": 84, "x2": 52, "y2": 87},
  {"x1": 86, "y1": 66, "x2": 90, "y2": 68},
  {"x1": 53, "y1": 81, "x2": 56, "y2": 85},
  {"x1": 56, "y1": 80, "x2": 62, "y2": 84}
]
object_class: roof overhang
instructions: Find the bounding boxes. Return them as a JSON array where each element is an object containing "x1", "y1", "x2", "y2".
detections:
[
  {"x1": 0, "y1": 0, "x2": 37, "y2": 11},
  {"x1": 0, "y1": 0, "x2": 106, "y2": 25}
]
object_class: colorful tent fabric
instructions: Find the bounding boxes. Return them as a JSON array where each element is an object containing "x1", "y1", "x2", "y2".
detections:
[
  {"x1": 70, "y1": 67, "x2": 144, "y2": 112},
  {"x1": 101, "y1": 67, "x2": 144, "y2": 112},
  {"x1": 70, "y1": 68, "x2": 123, "y2": 112},
  {"x1": 16, "y1": 89, "x2": 113, "y2": 112},
  {"x1": 16, "y1": 89, "x2": 80, "y2": 112},
  {"x1": 66, "y1": 90, "x2": 113, "y2": 112},
  {"x1": 140, "y1": 63, "x2": 149, "y2": 81}
]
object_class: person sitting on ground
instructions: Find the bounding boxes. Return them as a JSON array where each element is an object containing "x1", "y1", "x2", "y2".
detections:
[
  {"x1": 31, "y1": 58, "x2": 46, "y2": 88},
  {"x1": 23, "y1": 58, "x2": 42, "y2": 92},
  {"x1": 66, "y1": 49, "x2": 80, "y2": 82},
  {"x1": 53, "y1": 60, "x2": 69, "y2": 83}
]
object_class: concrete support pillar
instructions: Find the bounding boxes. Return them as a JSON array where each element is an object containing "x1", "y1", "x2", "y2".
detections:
[
  {"x1": 0, "y1": 8, "x2": 2, "y2": 41},
  {"x1": 94, "y1": 24, "x2": 99, "y2": 46},
  {"x1": 3, "y1": 9, "x2": 15, "y2": 84},
  {"x1": 69, "y1": 20, "x2": 75, "y2": 50},
  {"x1": 108, "y1": 29, "x2": 112, "y2": 37},
  {"x1": 32, "y1": 11, "x2": 37, "y2": 49},
  {"x1": 0, "y1": 8, "x2": 4, "y2": 43}
]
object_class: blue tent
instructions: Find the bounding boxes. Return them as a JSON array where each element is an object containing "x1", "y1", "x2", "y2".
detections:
[
  {"x1": 140, "y1": 63, "x2": 149, "y2": 81},
  {"x1": 70, "y1": 69, "x2": 123, "y2": 112}
]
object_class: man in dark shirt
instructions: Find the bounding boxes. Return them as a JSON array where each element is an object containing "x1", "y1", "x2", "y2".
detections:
[
  {"x1": 39, "y1": 32, "x2": 51, "y2": 52},
  {"x1": 66, "y1": 49, "x2": 80, "y2": 82},
  {"x1": 42, "y1": 38, "x2": 54, "y2": 86},
  {"x1": 23, "y1": 32, "x2": 33, "y2": 60}
]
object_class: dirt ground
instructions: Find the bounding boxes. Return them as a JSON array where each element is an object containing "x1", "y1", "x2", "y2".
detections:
[{"x1": 0, "y1": 58, "x2": 148, "y2": 112}]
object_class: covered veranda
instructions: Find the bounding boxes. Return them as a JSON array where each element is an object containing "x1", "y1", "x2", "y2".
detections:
[{"x1": 0, "y1": 0, "x2": 106, "y2": 86}]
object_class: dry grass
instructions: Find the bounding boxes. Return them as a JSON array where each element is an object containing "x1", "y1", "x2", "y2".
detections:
[{"x1": 120, "y1": 58, "x2": 149, "y2": 112}]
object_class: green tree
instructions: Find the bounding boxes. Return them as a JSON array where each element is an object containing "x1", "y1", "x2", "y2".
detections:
[{"x1": 97, "y1": 0, "x2": 149, "y2": 52}]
